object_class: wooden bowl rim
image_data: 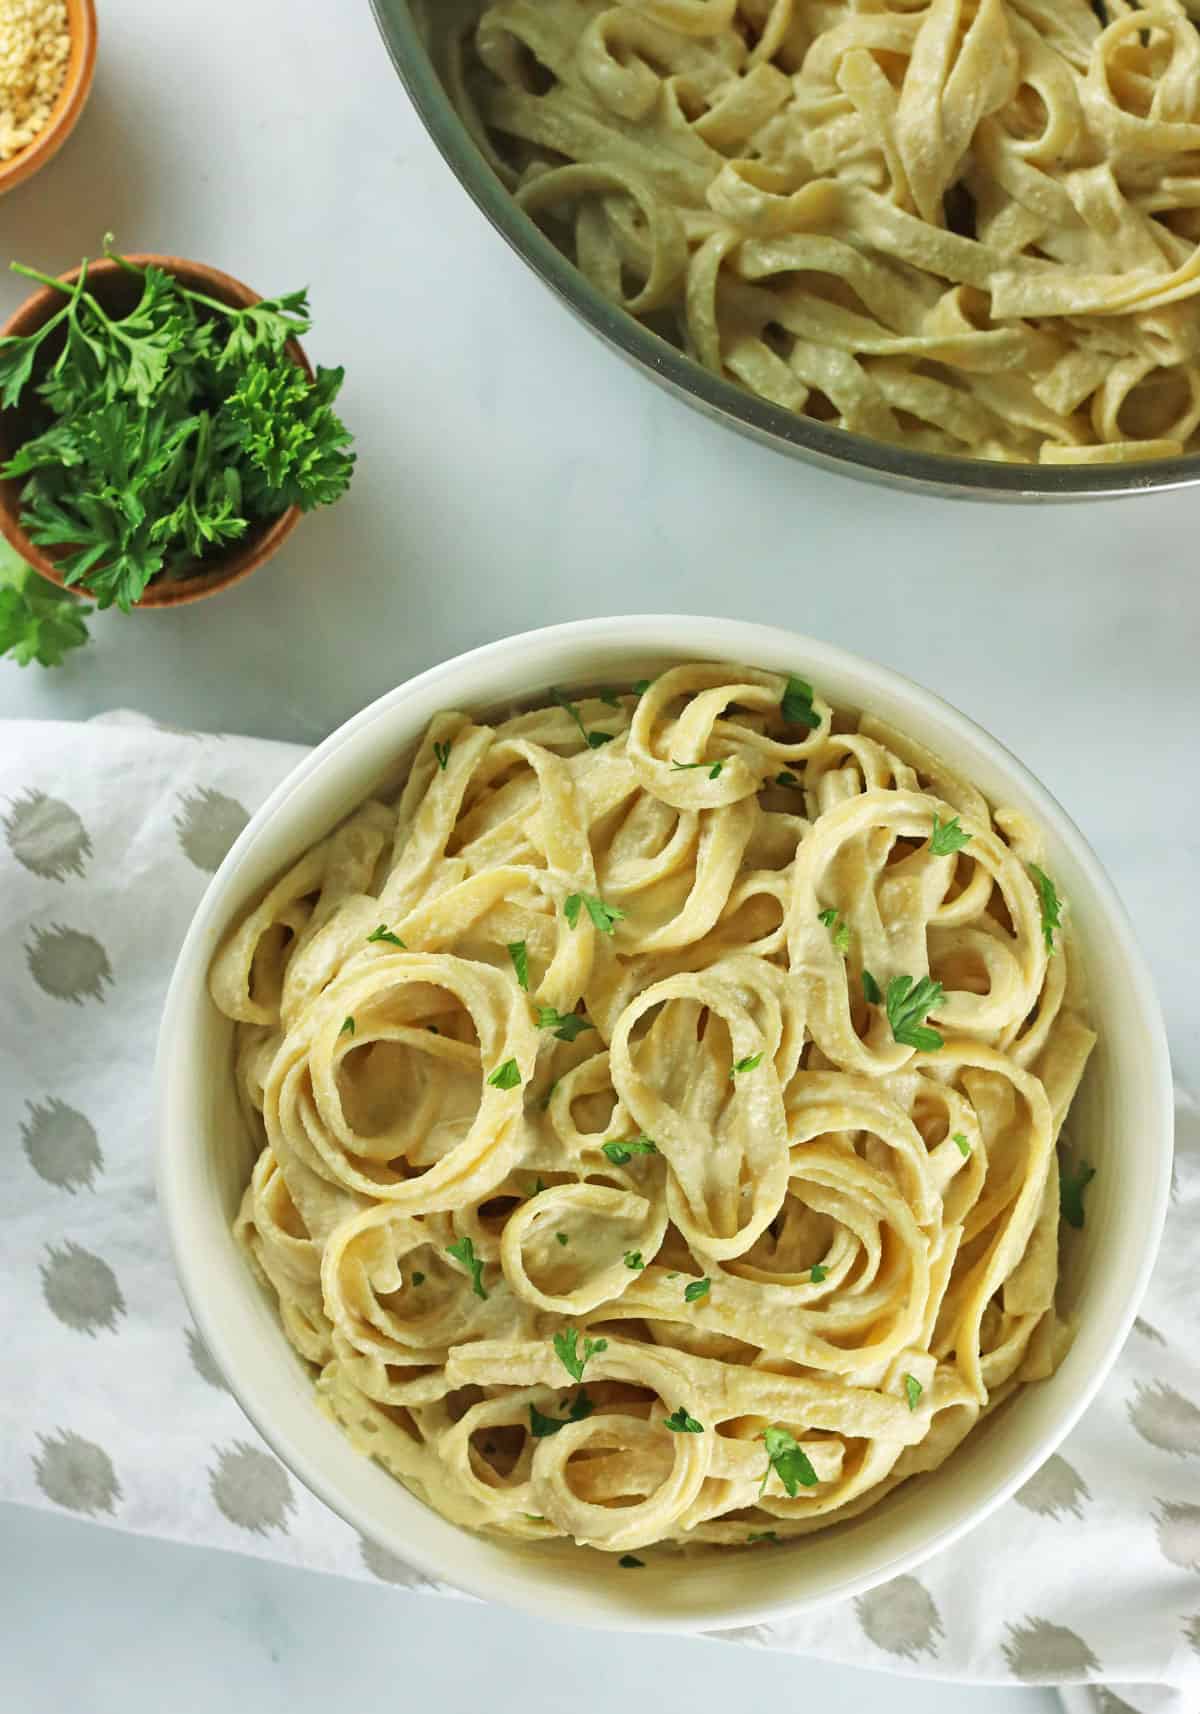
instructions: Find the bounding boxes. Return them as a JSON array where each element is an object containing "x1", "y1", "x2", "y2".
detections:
[
  {"x1": 0, "y1": 0, "x2": 98, "y2": 198},
  {"x1": 0, "y1": 251, "x2": 311, "y2": 610}
]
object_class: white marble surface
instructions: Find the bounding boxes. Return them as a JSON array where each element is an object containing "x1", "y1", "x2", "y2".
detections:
[{"x1": 0, "y1": 0, "x2": 1195, "y2": 1708}]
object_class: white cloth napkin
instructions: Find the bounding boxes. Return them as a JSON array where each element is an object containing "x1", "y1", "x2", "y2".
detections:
[{"x1": 2, "y1": 715, "x2": 1196, "y2": 1714}]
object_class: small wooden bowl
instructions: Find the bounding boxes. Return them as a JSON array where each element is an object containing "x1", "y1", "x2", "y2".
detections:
[
  {"x1": 0, "y1": 0, "x2": 98, "y2": 198},
  {"x1": 0, "y1": 254, "x2": 312, "y2": 609}
]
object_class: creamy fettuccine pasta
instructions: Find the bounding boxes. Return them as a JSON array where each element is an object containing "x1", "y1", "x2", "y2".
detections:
[
  {"x1": 442, "y1": 0, "x2": 1200, "y2": 464},
  {"x1": 211, "y1": 664, "x2": 1096, "y2": 1555}
]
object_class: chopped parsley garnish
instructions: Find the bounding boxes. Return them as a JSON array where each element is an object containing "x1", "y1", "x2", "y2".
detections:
[
  {"x1": 410, "y1": 1271, "x2": 425, "y2": 1286},
  {"x1": 929, "y1": 814, "x2": 971, "y2": 856},
  {"x1": 817, "y1": 907, "x2": 850, "y2": 953},
  {"x1": 602, "y1": 1135, "x2": 658, "y2": 1165},
  {"x1": 507, "y1": 940, "x2": 529, "y2": 990},
  {"x1": 556, "y1": 1232, "x2": 569, "y2": 1247},
  {"x1": 862, "y1": 968, "x2": 883, "y2": 1006},
  {"x1": 553, "y1": 1327, "x2": 608, "y2": 1382},
  {"x1": 747, "y1": 1530, "x2": 780, "y2": 1545},
  {"x1": 598, "y1": 688, "x2": 622, "y2": 709},
  {"x1": 340, "y1": 1016, "x2": 355, "y2": 1036},
  {"x1": 775, "y1": 771, "x2": 800, "y2": 788},
  {"x1": 528, "y1": 1390, "x2": 593, "y2": 1438},
  {"x1": 952, "y1": 1132, "x2": 971, "y2": 1157},
  {"x1": 624, "y1": 1251, "x2": 645, "y2": 1270},
  {"x1": 809, "y1": 1263, "x2": 828, "y2": 1283},
  {"x1": 486, "y1": 1058, "x2": 522, "y2": 1090},
  {"x1": 632, "y1": 678, "x2": 651, "y2": 696},
  {"x1": 1060, "y1": 1158, "x2": 1095, "y2": 1229},
  {"x1": 730, "y1": 1053, "x2": 763, "y2": 1079},
  {"x1": 433, "y1": 740, "x2": 451, "y2": 771},
  {"x1": 663, "y1": 1406, "x2": 704, "y2": 1434},
  {"x1": 564, "y1": 891, "x2": 624, "y2": 935},
  {"x1": 618, "y1": 1554, "x2": 645, "y2": 1568},
  {"x1": 445, "y1": 1235, "x2": 487, "y2": 1300},
  {"x1": 684, "y1": 1277, "x2": 711, "y2": 1303},
  {"x1": 528, "y1": 1176, "x2": 547, "y2": 1197},
  {"x1": 904, "y1": 1374, "x2": 923, "y2": 1410},
  {"x1": 884, "y1": 975, "x2": 945, "y2": 1051},
  {"x1": 551, "y1": 687, "x2": 613, "y2": 750},
  {"x1": 781, "y1": 675, "x2": 820, "y2": 730},
  {"x1": 1029, "y1": 863, "x2": 1063, "y2": 956},
  {"x1": 760, "y1": 1426, "x2": 819, "y2": 1496},
  {"x1": 367, "y1": 924, "x2": 404, "y2": 947},
  {"x1": 536, "y1": 1004, "x2": 594, "y2": 1043},
  {"x1": 671, "y1": 758, "x2": 724, "y2": 779}
]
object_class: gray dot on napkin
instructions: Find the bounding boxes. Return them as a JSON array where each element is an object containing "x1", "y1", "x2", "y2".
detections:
[
  {"x1": 1133, "y1": 1316, "x2": 1166, "y2": 1346},
  {"x1": 21, "y1": 1097, "x2": 103, "y2": 1192},
  {"x1": 41, "y1": 1241, "x2": 125, "y2": 1335},
  {"x1": 4, "y1": 789, "x2": 92, "y2": 880},
  {"x1": 175, "y1": 789, "x2": 249, "y2": 873},
  {"x1": 33, "y1": 1429, "x2": 121, "y2": 1515},
  {"x1": 1014, "y1": 1453, "x2": 1091, "y2": 1521},
  {"x1": 359, "y1": 1533, "x2": 421, "y2": 1585},
  {"x1": 1093, "y1": 1693, "x2": 1141, "y2": 1714},
  {"x1": 854, "y1": 1575, "x2": 944, "y2": 1659},
  {"x1": 1002, "y1": 1617, "x2": 1100, "y2": 1679},
  {"x1": 1184, "y1": 1612, "x2": 1200, "y2": 1655},
  {"x1": 210, "y1": 1441, "x2": 295, "y2": 1535},
  {"x1": 186, "y1": 1328, "x2": 229, "y2": 1393},
  {"x1": 1155, "y1": 1500, "x2": 1200, "y2": 1570},
  {"x1": 1128, "y1": 1380, "x2": 1200, "y2": 1458},
  {"x1": 26, "y1": 924, "x2": 113, "y2": 1004}
]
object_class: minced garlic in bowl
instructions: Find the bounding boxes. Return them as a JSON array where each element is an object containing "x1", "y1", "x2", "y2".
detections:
[{"x1": 0, "y1": 0, "x2": 70, "y2": 163}]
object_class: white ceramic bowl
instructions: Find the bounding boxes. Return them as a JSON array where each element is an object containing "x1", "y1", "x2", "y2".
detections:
[{"x1": 156, "y1": 616, "x2": 1173, "y2": 1632}]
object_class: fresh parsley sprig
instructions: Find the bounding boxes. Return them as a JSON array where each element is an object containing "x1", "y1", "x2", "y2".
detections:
[
  {"x1": 1029, "y1": 863, "x2": 1062, "y2": 955},
  {"x1": 602, "y1": 1135, "x2": 658, "y2": 1165},
  {"x1": 551, "y1": 688, "x2": 613, "y2": 751},
  {"x1": 781, "y1": 675, "x2": 820, "y2": 730},
  {"x1": 1060, "y1": 1157, "x2": 1095, "y2": 1229},
  {"x1": 528, "y1": 1391, "x2": 593, "y2": 1438},
  {"x1": 553, "y1": 1327, "x2": 608, "y2": 1382},
  {"x1": 863, "y1": 972, "x2": 945, "y2": 1051},
  {"x1": 366, "y1": 924, "x2": 404, "y2": 947},
  {"x1": 730, "y1": 1053, "x2": 763, "y2": 1079},
  {"x1": 536, "y1": 1004, "x2": 594, "y2": 1043},
  {"x1": 671, "y1": 758, "x2": 723, "y2": 779},
  {"x1": 0, "y1": 539, "x2": 88, "y2": 667},
  {"x1": 507, "y1": 941, "x2": 529, "y2": 991},
  {"x1": 760, "y1": 1426, "x2": 818, "y2": 1496},
  {"x1": 663, "y1": 1406, "x2": 704, "y2": 1434},
  {"x1": 445, "y1": 1235, "x2": 487, "y2": 1300},
  {"x1": 929, "y1": 814, "x2": 972, "y2": 856},
  {"x1": 564, "y1": 891, "x2": 624, "y2": 935},
  {"x1": 486, "y1": 1059, "x2": 522, "y2": 1090},
  {"x1": 683, "y1": 1277, "x2": 711, "y2": 1303},
  {"x1": 817, "y1": 907, "x2": 850, "y2": 953}
]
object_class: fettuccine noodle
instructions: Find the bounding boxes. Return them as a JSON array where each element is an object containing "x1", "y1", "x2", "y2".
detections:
[
  {"x1": 211, "y1": 663, "x2": 1095, "y2": 1554},
  {"x1": 441, "y1": 0, "x2": 1200, "y2": 464}
]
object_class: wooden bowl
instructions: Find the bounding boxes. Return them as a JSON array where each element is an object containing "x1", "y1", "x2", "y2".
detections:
[
  {"x1": 0, "y1": 0, "x2": 98, "y2": 198},
  {"x1": 0, "y1": 254, "x2": 312, "y2": 609}
]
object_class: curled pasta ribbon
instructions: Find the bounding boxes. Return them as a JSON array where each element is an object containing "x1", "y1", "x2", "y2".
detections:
[
  {"x1": 450, "y1": 0, "x2": 1200, "y2": 461},
  {"x1": 215, "y1": 662, "x2": 1095, "y2": 1553}
]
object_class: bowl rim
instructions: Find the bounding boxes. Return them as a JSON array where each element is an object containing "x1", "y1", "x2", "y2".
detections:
[
  {"x1": 156, "y1": 615, "x2": 1175, "y2": 1630},
  {"x1": 0, "y1": 0, "x2": 98, "y2": 197},
  {"x1": 0, "y1": 253, "x2": 309, "y2": 609},
  {"x1": 368, "y1": 0, "x2": 1200, "y2": 504}
]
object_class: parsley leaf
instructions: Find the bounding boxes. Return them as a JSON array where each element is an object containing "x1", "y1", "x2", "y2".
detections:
[
  {"x1": 663, "y1": 1406, "x2": 704, "y2": 1433},
  {"x1": 885, "y1": 975, "x2": 945, "y2": 1051},
  {"x1": 862, "y1": 968, "x2": 883, "y2": 1006},
  {"x1": 781, "y1": 675, "x2": 820, "y2": 729},
  {"x1": 564, "y1": 891, "x2": 624, "y2": 935},
  {"x1": 904, "y1": 1374, "x2": 923, "y2": 1410},
  {"x1": 774, "y1": 771, "x2": 800, "y2": 788},
  {"x1": 340, "y1": 1016, "x2": 355, "y2": 1036},
  {"x1": 0, "y1": 541, "x2": 89, "y2": 668},
  {"x1": 367, "y1": 924, "x2": 404, "y2": 947},
  {"x1": 433, "y1": 740, "x2": 451, "y2": 771},
  {"x1": 730, "y1": 1053, "x2": 763, "y2": 1079},
  {"x1": 551, "y1": 687, "x2": 613, "y2": 750},
  {"x1": 507, "y1": 941, "x2": 529, "y2": 991},
  {"x1": 528, "y1": 1176, "x2": 546, "y2": 1197},
  {"x1": 952, "y1": 1132, "x2": 971, "y2": 1157},
  {"x1": 1029, "y1": 863, "x2": 1063, "y2": 956},
  {"x1": 929, "y1": 814, "x2": 972, "y2": 856},
  {"x1": 445, "y1": 1235, "x2": 487, "y2": 1299},
  {"x1": 486, "y1": 1059, "x2": 522, "y2": 1090},
  {"x1": 747, "y1": 1530, "x2": 780, "y2": 1545},
  {"x1": 624, "y1": 1251, "x2": 644, "y2": 1270},
  {"x1": 809, "y1": 1263, "x2": 828, "y2": 1283},
  {"x1": 602, "y1": 1135, "x2": 658, "y2": 1165},
  {"x1": 536, "y1": 1004, "x2": 594, "y2": 1043},
  {"x1": 760, "y1": 1426, "x2": 819, "y2": 1496},
  {"x1": 553, "y1": 1327, "x2": 608, "y2": 1382},
  {"x1": 1060, "y1": 1158, "x2": 1095, "y2": 1229},
  {"x1": 618, "y1": 1554, "x2": 644, "y2": 1568},
  {"x1": 556, "y1": 1232, "x2": 569, "y2": 1247},
  {"x1": 632, "y1": 678, "x2": 652, "y2": 696},
  {"x1": 817, "y1": 907, "x2": 850, "y2": 954},
  {"x1": 671, "y1": 758, "x2": 723, "y2": 779},
  {"x1": 528, "y1": 1390, "x2": 593, "y2": 1438},
  {"x1": 683, "y1": 1277, "x2": 711, "y2": 1303}
]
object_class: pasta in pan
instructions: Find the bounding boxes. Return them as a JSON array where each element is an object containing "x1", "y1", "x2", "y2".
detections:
[
  {"x1": 211, "y1": 664, "x2": 1095, "y2": 1555},
  {"x1": 442, "y1": 0, "x2": 1200, "y2": 464}
]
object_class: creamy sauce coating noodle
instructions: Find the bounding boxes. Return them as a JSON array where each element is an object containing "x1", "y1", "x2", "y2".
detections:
[
  {"x1": 211, "y1": 664, "x2": 1095, "y2": 1553},
  {"x1": 444, "y1": 0, "x2": 1200, "y2": 465}
]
